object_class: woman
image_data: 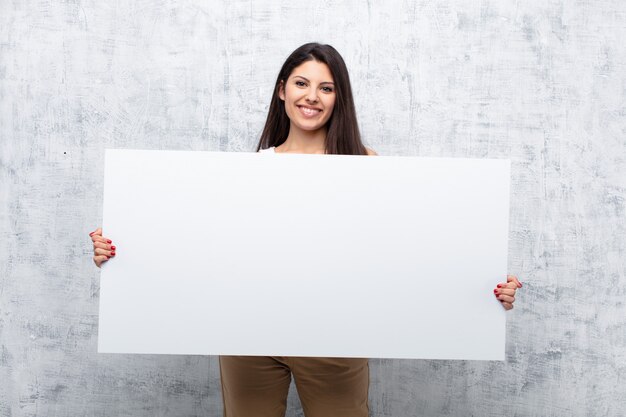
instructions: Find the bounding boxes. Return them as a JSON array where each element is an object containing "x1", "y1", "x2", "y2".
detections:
[{"x1": 90, "y1": 43, "x2": 521, "y2": 417}]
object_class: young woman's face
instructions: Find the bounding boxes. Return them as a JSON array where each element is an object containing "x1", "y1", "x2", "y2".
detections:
[{"x1": 279, "y1": 60, "x2": 336, "y2": 133}]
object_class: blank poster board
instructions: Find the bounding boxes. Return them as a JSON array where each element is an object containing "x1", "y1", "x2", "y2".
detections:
[{"x1": 98, "y1": 149, "x2": 510, "y2": 360}]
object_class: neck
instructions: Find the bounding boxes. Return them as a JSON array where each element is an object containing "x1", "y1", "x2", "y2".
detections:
[{"x1": 279, "y1": 124, "x2": 327, "y2": 154}]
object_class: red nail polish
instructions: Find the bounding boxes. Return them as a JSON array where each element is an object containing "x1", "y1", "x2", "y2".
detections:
[
  {"x1": 493, "y1": 289, "x2": 498, "y2": 293},
  {"x1": 497, "y1": 284, "x2": 502, "y2": 288},
  {"x1": 107, "y1": 240, "x2": 112, "y2": 244},
  {"x1": 89, "y1": 232, "x2": 94, "y2": 236},
  {"x1": 111, "y1": 252, "x2": 116, "y2": 256},
  {"x1": 111, "y1": 246, "x2": 116, "y2": 250}
]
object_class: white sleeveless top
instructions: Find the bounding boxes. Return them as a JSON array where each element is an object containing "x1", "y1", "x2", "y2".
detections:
[{"x1": 258, "y1": 147, "x2": 277, "y2": 154}]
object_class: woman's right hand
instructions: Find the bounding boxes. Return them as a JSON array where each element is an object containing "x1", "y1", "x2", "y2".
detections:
[{"x1": 90, "y1": 227, "x2": 116, "y2": 268}]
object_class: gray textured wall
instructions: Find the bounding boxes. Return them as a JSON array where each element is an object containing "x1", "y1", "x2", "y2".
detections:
[{"x1": 1, "y1": 1, "x2": 625, "y2": 416}]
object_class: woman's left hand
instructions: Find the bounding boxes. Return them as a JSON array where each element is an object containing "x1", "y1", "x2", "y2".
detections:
[{"x1": 494, "y1": 275, "x2": 522, "y2": 310}]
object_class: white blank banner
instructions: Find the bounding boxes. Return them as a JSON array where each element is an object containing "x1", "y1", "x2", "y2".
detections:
[{"x1": 98, "y1": 149, "x2": 510, "y2": 360}]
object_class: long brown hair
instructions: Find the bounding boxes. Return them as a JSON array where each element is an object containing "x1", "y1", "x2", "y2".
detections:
[{"x1": 256, "y1": 43, "x2": 367, "y2": 155}]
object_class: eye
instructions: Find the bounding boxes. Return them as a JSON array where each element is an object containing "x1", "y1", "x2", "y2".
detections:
[
  {"x1": 295, "y1": 80, "x2": 307, "y2": 87},
  {"x1": 321, "y1": 86, "x2": 334, "y2": 93}
]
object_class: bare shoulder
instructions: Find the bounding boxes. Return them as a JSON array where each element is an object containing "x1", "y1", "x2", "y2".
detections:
[{"x1": 366, "y1": 147, "x2": 378, "y2": 156}]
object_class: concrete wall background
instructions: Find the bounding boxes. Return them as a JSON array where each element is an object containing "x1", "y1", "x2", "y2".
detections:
[{"x1": 1, "y1": 1, "x2": 625, "y2": 416}]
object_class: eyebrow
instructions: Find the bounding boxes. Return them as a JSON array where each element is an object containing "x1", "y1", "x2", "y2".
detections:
[{"x1": 293, "y1": 75, "x2": 334, "y2": 85}]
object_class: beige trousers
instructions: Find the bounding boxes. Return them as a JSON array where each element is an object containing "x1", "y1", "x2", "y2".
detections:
[{"x1": 219, "y1": 356, "x2": 370, "y2": 417}]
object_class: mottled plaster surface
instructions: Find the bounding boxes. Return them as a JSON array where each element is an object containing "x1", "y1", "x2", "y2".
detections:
[{"x1": 1, "y1": 1, "x2": 625, "y2": 416}]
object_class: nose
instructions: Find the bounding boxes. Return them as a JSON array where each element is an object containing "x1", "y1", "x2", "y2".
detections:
[{"x1": 305, "y1": 87, "x2": 319, "y2": 103}]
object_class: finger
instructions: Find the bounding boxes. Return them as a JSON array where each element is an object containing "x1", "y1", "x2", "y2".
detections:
[
  {"x1": 93, "y1": 241, "x2": 114, "y2": 251},
  {"x1": 93, "y1": 255, "x2": 109, "y2": 268},
  {"x1": 507, "y1": 275, "x2": 522, "y2": 288},
  {"x1": 89, "y1": 227, "x2": 102, "y2": 237},
  {"x1": 93, "y1": 241, "x2": 108, "y2": 250},
  {"x1": 501, "y1": 301, "x2": 513, "y2": 311},
  {"x1": 495, "y1": 293, "x2": 515, "y2": 304},
  {"x1": 94, "y1": 248, "x2": 116, "y2": 257},
  {"x1": 494, "y1": 288, "x2": 516, "y2": 297},
  {"x1": 91, "y1": 234, "x2": 113, "y2": 245},
  {"x1": 496, "y1": 281, "x2": 517, "y2": 290}
]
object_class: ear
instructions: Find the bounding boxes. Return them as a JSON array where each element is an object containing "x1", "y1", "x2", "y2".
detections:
[{"x1": 278, "y1": 80, "x2": 285, "y2": 101}]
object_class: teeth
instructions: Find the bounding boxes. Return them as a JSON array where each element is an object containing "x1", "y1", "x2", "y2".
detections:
[{"x1": 300, "y1": 106, "x2": 319, "y2": 115}]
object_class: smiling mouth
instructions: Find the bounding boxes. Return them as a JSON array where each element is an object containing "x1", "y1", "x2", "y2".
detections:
[{"x1": 298, "y1": 105, "x2": 322, "y2": 116}]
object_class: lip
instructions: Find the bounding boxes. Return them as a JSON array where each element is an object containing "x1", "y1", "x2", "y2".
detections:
[{"x1": 297, "y1": 105, "x2": 322, "y2": 118}]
